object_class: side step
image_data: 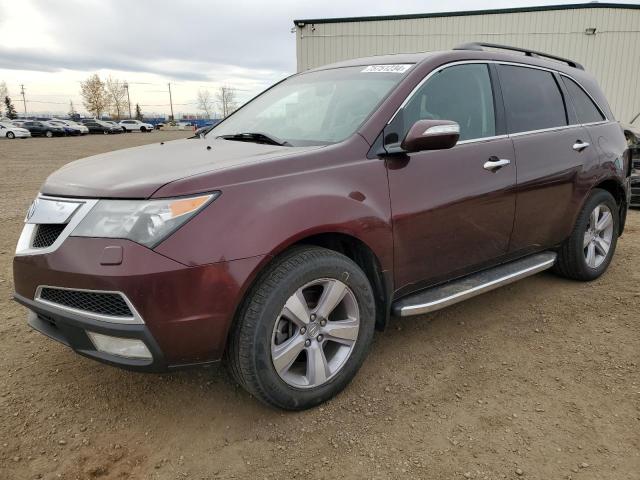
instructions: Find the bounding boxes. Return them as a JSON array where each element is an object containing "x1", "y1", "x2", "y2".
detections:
[{"x1": 392, "y1": 252, "x2": 557, "y2": 317}]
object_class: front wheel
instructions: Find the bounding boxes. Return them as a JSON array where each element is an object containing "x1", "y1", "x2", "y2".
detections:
[
  {"x1": 140, "y1": 126, "x2": 146, "y2": 132},
  {"x1": 45, "y1": 130, "x2": 53, "y2": 138},
  {"x1": 554, "y1": 188, "x2": 619, "y2": 281},
  {"x1": 7, "y1": 132, "x2": 15, "y2": 139},
  {"x1": 226, "y1": 246, "x2": 376, "y2": 410}
]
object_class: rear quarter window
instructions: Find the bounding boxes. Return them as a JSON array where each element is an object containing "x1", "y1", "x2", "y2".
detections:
[
  {"x1": 561, "y1": 76, "x2": 605, "y2": 124},
  {"x1": 498, "y1": 65, "x2": 567, "y2": 134}
]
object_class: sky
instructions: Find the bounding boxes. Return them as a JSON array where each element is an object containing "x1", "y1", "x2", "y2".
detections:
[{"x1": 1, "y1": 0, "x2": 638, "y2": 117}]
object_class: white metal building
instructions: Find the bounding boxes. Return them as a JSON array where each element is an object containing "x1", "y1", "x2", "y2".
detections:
[{"x1": 293, "y1": 3, "x2": 640, "y2": 123}]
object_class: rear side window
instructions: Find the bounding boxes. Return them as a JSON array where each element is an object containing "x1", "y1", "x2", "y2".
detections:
[
  {"x1": 498, "y1": 65, "x2": 567, "y2": 133},
  {"x1": 399, "y1": 63, "x2": 496, "y2": 142},
  {"x1": 561, "y1": 76, "x2": 605, "y2": 124}
]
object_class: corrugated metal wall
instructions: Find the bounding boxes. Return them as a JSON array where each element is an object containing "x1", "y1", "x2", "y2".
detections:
[{"x1": 295, "y1": 7, "x2": 640, "y2": 122}]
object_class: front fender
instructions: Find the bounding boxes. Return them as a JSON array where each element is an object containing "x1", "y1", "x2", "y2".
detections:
[{"x1": 154, "y1": 151, "x2": 393, "y2": 274}]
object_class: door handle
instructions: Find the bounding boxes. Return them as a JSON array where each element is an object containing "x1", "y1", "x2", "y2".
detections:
[
  {"x1": 483, "y1": 157, "x2": 511, "y2": 172},
  {"x1": 572, "y1": 140, "x2": 590, "y2": 152}
]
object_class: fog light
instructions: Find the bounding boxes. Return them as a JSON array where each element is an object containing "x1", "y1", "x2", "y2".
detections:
[{"x1": 87, "y1": 331, "x2": 152, "y2": 360}]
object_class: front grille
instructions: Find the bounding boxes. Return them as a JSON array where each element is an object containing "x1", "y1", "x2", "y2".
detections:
[
  {"x1": 39, "y1": 288, "x2": 133, "y2": 317},
  {"x1": 32, "y1": 224, "x2": 67, "y2": 248}
]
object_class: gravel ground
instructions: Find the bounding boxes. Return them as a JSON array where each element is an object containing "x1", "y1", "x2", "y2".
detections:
[{"x1": 1, "y1": 132, "x2": 639, "y2": 480}]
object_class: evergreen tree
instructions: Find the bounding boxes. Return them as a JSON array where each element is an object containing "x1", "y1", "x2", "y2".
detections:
[
  {"x1": 135, "y1": 103, "x2": 143, "y2": 120},
  {"x1": 4, "y1": 96, "x2": 18, "y2": 119}
]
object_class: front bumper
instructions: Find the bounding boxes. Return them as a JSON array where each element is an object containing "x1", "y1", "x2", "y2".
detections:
[
  {"x1": 13, "y1": 236, "x2": 265, "y2": 371},
  {"x1": 15, "y1": 293, "x2": 167, "y2": 371}
]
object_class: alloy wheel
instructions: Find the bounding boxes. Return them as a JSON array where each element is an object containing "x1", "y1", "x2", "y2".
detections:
[
  {"x1": 584, "y1": 203, "x2": 614, "y2": 268},
  {"x1": 271, "y1": 278, "x2": 360, "y2": 389}
]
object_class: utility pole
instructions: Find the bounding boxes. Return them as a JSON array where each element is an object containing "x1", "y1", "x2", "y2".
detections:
[
  {"x1": 124, "y1": 82, "x2": 132, "y2": 118},
  {"x1": 20, "y1": 84, "x2": 27, "y2": 115},
  {"x1": 168, "y1": 83, "x2": 174, "y2": 121}
]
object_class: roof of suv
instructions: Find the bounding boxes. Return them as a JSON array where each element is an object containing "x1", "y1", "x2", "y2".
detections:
[
  {"x1": 311, "y1": 48, "x2": 582, "y2": 75},
  {"x1": 309, "y1": 45, "x2": 615, "y2": 121}
]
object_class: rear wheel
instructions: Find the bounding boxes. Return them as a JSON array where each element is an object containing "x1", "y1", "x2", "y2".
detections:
[
  {"x1": 7, "y1": 131, "x2": 15, "y2": 139},
  {"x1": 554, "y1": 188, "x2": 618, "y2": 281},
  {"x1": 226, "y1": 246, "x2": 375, "y2": 410}
]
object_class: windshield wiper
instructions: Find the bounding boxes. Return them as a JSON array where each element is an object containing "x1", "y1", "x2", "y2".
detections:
[{"x1": 218, "y1": 132, "x2": 291, "y2": 146}]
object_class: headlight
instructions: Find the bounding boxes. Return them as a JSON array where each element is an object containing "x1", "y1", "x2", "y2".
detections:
[{"x1": 71, "y1": 192, "x2": 219, "y2": 247}]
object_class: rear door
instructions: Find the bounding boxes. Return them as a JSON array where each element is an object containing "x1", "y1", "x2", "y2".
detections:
[
  {"x1": 385, "y1": 62, "x2": 517, "y2": 291},
  {"x1": 498, "y1": 64, "x2": 597, "y2": 253}
]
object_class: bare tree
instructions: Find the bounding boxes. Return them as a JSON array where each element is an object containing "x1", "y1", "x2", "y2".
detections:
[
  {"x1": 216, "y1": 86, "x2": 237, "y2": 118},
  {"x1": 105, "y1": 76, "x2": 128, "y2": 120},
  {"x1": 197, "y1": 89, "x2": 215, "y2": 119},
  {"x1": 80, "y1": 74, "x2": 108, "y2": 118}
]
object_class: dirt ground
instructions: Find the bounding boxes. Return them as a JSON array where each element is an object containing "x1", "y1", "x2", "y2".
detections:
[{"x1": 1, "y1": 132, "x2": 639, "y2": 480}]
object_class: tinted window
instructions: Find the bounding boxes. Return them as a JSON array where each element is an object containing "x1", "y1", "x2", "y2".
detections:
[
  {"x1": 561, "y1": 76, "x2": 605, "y2": 124},
  {"x1": 399, "y1": 64, "x2": 495, "y2": 141},
  {"x1": 499, "y1": 65, "x2": 567, "y2": 133}
]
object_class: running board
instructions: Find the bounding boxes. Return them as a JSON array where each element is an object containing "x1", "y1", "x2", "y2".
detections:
[{"x1": 392, "y1": 252, "x2": 557, "y2": 317}]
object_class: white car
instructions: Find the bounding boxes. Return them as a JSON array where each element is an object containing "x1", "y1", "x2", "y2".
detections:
[
  {"x1": 51, "y1": 118, "x2": 89, "y2": 135},
  {"x1": 119, "y1": 119, "x2": 154, "y2": 132},
  {"x1": 0, "y1": 121, "x2": 31, "y2": 139}
]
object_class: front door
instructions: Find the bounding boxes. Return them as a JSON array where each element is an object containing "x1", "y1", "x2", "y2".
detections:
[{"x1": 384, "y1": 63, "x2": 517, "y2": 292}]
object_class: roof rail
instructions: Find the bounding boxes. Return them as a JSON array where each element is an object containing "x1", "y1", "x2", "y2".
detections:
[{"x1": 453, "y1": 42, "x2": 584, "y2": 70}]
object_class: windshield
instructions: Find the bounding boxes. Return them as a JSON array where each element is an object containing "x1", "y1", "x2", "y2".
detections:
[{"x1": 208, "y1": 65, "x2": 412, "y2": 146}]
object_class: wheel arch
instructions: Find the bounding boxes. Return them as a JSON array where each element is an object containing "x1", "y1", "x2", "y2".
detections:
[
  {"x1": 592, "y1": 177, "x2": 627, "y2": 235},
  {"x1": 289, "y1": 232, "x2": 393, "y2": 331}
]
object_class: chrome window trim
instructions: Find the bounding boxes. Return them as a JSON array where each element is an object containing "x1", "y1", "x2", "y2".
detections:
[
  {"x1": 509, "y1": 124, "x2": 583, "y2": 138},
  {"x1": 34, "y1": 285, "x2": 145, "y2": 325},
  {"x1": 456, "y1": 134, "x2": 509, "y2": 145},
  {"x1": 15, "y1": 195, "x2": 98, "y2": 256},
  {"x1": 386, "y1": 59, "x2": 611, "y2": 141}
]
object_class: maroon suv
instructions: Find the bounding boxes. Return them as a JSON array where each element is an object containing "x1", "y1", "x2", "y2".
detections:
[{"x1": 13, "y1": 43, "x2": 631, "y2": 410}]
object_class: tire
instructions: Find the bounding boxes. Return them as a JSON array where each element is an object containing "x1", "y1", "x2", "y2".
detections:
[
  {"x1": 7, "y1": 132, "x2": 15, "y2": 139},
  {"x1": 226, "y1": 246, "x2": 376, "y2": 410},
  {"x1": 140, "y1": 127, "x2": 146, "y2": 132},
  {"x1": 122, "y1": 127, "x2": 127, "y2": 133},
  {"x1": 103, "y1": 130, "x2": 109, "y2": 135},
  {"x1": 45, "y1": 130, "x2": 53, "y2": 138},
  {"x1": 554, "y1": 188, "x2": 619, "y2": 281}
]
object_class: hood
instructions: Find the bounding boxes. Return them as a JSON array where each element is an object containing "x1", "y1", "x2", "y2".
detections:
[{"x1": 41, "y1": 138, "x2": 320, "y2": 198}]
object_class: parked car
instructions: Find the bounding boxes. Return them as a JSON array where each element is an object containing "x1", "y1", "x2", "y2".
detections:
[
  {"x1": 119, "y1": 119, "x2": 154, "y2": 133},
  {"x1": 81, "y1": 119, "x2": 122, "y2": 134},
  {"x1": 13, "y1": 44, "x2": 631, "y2": 410},
  {"x1": 624, "y1": 113, "x2": 640, "y2": 208},
  {"x1": 48, "y1": 120, "x2": 82, "y2": 136},
  {"x1": 20, "y1": 120, "x2": 65, "y2": 137},
  {"x1": 51, "y1": 119, "x2": 89, "y2": 135},
  {"x1": 0, "y1": 121, "x2": 31, "y2": 139}
]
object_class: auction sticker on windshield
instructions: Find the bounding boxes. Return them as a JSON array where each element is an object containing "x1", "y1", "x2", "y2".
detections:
[{"x1": 361, "y1": 64, "x2": 412, "y2": 73}]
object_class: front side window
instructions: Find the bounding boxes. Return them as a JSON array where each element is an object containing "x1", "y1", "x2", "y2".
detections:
[
  {"x1": 499, "y1": 65, "x2": 567, "y2": 133},
  {"x1": 209, "y1": 65, "x2": 411, "y2": 146},
  {"x1": 389, "y1": 63, "x2": 496, "y2": 144},
  {"x1": 561, "y1": 76, "x2": 605, "y2": 124}
]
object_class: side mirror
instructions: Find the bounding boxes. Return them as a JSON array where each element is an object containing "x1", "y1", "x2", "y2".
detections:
[{"x1": 401, "y1": 120, "x2": 460, "y2": 153}]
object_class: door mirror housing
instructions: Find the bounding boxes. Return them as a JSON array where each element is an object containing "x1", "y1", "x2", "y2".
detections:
[{"x1": 401, "y1": 120, "x2": 460, "y2": 153}]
